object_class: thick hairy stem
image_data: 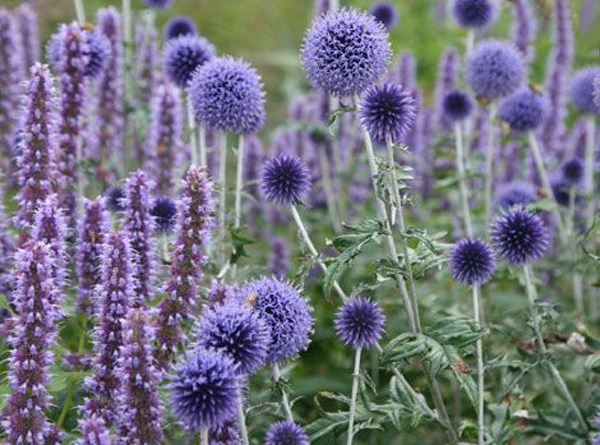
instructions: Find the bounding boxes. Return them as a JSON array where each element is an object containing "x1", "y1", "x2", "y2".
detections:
[
  {"x1": 237, "y1": 402, "x2": 250, "y2": 445},
  {"x1": 234, "y1": 135, "x2": 245, "y2": 229},
  {"x1": 187, "y1": 98, "x2": 199, "y2": 166},
  {"x1": 74, "y1": 0, "x2": 85, "y2": 23},
  {"x1": 199, "y1": 125, "x2": 207, "y2": 168},
  {"x1": 218, "y1": 136, "x2": 227, "y2": 264},
  {"x1": 272, "y1": 364, "x2": 294, "y2": 422},
  {"x1": 567, "y1": 188, "x2": 583, "y2": 315},
  {"x1": 200, "y1": 428, "x2": 208, "y2": 445},
  {"x1": 484, "y1": 103, "x2": 496, "y2": 228},
  {"x1": 346, "y1": 347, "x2": 362, "y2": 445},
  {"x1": 318, "y1": 147, "x2": 342, "y2": 234},
  {"x1": 466, "y1": 30, "x2": 475, "y2": 57},
  {"x1": 454, "y1": 123, "x2": 473, "y2": 237},
  {"x1": 473, "y1": 284, "x2": 485, "y2": 445},
  {"x1": 121, "y1": 0, "x2": 133, "y2": 172}
]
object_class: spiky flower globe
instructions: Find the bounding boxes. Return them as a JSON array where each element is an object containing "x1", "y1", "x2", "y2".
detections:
[
  {"x1": 164, "y1": 16, "x2": 197, "y2": 41},
  {"x1": 571, "y1": 66, "x2": 600, "y2": 114},
  {"x1": 560, "y1": 158, "x2": 584, "y2": 186},
  {"x1": 143, "y1": 0, "x2": 174, "y2": 9},
  {"x1": 490, "y1": 209, "x2": 549, "y2": 265},
  {"x1": 449, "y1": 238, "x2": 496, "y2": 285},
  {"x1": 151, "y1": 196, "x2": 177, "y2": 234},
  {"x1": 196, "y1": 303, "x2": 271, "y2": 375},
  {"x1": 452, "y1": 0, "x2": 497, "y2": 29},
  {"x1": 358, "y1": 83, "x2": 417, "y2": 144},
  {"x1": 169, "y1": 348, "x2": 241, "y2": 431},
  {"x1": 260, "y1": 155, "x2": 311, "y2": 205},
  {"x1": 105, "y1": 186, "x2": 125, "y2": 213},
  {"x1": 495, "y1": 182, "x2": 535, "y2": 210},
  {"x1": 265, "y1": 421, "x2": 309, "y2": 445},
  {"x1": 334, "y1": 297, "x2": 386, "y2": 350},
  {"x1": 369, "y1": 2, "x2": 399, "y2": 31},
  {"x1": 466, "y1": 40, "x2": 524, "y2": 100},
  {"x1": 301, "y1": 8, "x2": 391, "y2": 96},
  {"x1": 83, "y1": 29, "x2": 110, "y2": 79},
  {"x1": 235, "y1": 276, "x2": 313, "y2": 363},
  {"x1": 442, "y1": 90, "x2": 474, "y2": 122},
  {"x1": 550, "y1": 177, "x2": 570, "y2": 207},
  {"x1": 164, "y1": 34, "x2": 215, "y2": 88},
  {"x1": 189, "y1": 56, "x2": 265, "y2": 134},
  {"x1": 499, "y1": 88, "x2": 547, "y2": 133}
]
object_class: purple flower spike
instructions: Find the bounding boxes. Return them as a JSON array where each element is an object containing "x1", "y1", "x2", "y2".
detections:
[
  {"x1": 334, "y1": 297, "x2": 385, "y2": 350},
  {"x1": 571, "y1": 67, "x2": 600, "y2": 115},
  {"x1": 206, "y1": 279, "x2": 236, "y2": 308},
  {"x1": 265, "y1": 421, "x2": 309, "y2": 445},
  {"x1": 164, "y1": 15, "x2": 197, "y2": 41},
  {"x1": 15, "y1": 63, "x2": 60, "y2": 235},
  {"x1": 490, "y1": 209, "x2": 549, "y2": 265},
  {"x1": 260, "y1": 154, "x2": 312, "y2": 205},
  {"x1": 115, "y1": 308, "x2": 164, "y2": 444},
  {"x1": 15, "y1": 3, "x2": 39, "y2": 74},
  {"x1": 76, "y1": 416, "x2": 111, "y2": 445},
  {"x1": 144, "y1": 0, "x2": 174, "y2": 10},
  {"x1": 155, "y1": 166, "x2": 214, "y2": 366},
  {"x1": 147, "y1": 83, "x2": 183, "y2": 194},
  {"x1": 84, "y1": 231, "x2": 135, "y2": 425},
  {"x1": 449, "y1": 238, "x2": 496, "y2": 285},
  {"x1": 164, "y1": 34, "x2": 215, "y2": 88},
  {"x1": 301, "y1": 9, "x2": 391, "y2": 97},
  {"x1": 452, "y1": 0, "x2": 497, "y2": 29},
  {"x1": 210, "y1": 417, "x2": 241, "y2": 445},
  {"x1": 135, "y1": 24, "x2": 158, "y2": 107},
  {"x1": 5, "y1": 241, "x2": 60, "y2": 445},
  {"x1": 77, "y1": 198, "x2": 109, "y2": 315},
  {"x1": 511, "y1": 0, "x2": 536, "y2": 65},
  {"x1": 268, "y1": 234, "x2": 290, "y2": 278},
  {"x1": 433, "y1": 48, "x2": 459, "y2": 132},
  {"x1": 499, "y1": 88, "x2": 547, "y2": 134}
]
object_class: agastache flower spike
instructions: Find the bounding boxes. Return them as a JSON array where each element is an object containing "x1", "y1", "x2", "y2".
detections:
[
  {"x1": 115, "y1": 308, "x2": 164, "y2": 445},
  {"x1": 155, "y1": 166, "x2": 214, "y2": 366},
  {"x1": 0, "y1": 10, "x2": 21, "y2": 164},
  {"x1": 123, "y1": 170, "x2": 156, "y2": 307},
  {"x1": 76, "y1": 198, "x2": 109, "y2": 315},
  {"x1": 84, "y1": 231, "x2": 135, "y2": 425},
  {"x1": 5, "y1": 241, "x2": 60, "y2": 445},
  {"x1": 76, "y1": 416, "x2": 111, "y2": 445},
  {"x1": 146, "y1": 83, "x2": 183, "y2": 194},
  {"x1": 135, "y1": 24, "x2": 159, "y2": 107},
  {"x1": 511, "y1": 0, "x2": 536, "y2": 66},
  {"x1": 15, "y1": 63, "x2": 60, "y2": 237},
  {"x1": 15, "y1": 3, "x2": 39, "y2": 74}
]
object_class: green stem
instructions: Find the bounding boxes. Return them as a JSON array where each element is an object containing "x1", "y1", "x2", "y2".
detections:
[
  {"x1": 584, "y1": 117, "x2": 596, "y2": 231},
  {"x1": 199, "y1": 124, "x2": 207, "y2": 168},
  {"x1": 218, "y1": 135, "x2": 227, "y2": 265},
  {"x1": 484, "y1": 103, "x2": 496, "y2": 228},
  {"x1": 200, "y1": 428, "x2": 208, "y2": 445},
  {"x1": 473, "y1": 284, "x2": 485, "y2": 445},
  {"x1": 273, "y1": 364, "x2": 294, "y2": 422},
  {"x1": 318, "y1": 147, "x2": 342, "y2": 234},
  {"x1": 187, "y1": 97, "x2": 199, "y2": 166},
  {"x1": 454, "y1": 123, "x2": 473, "y2": 237},
  {"x1": 346, "y1": 347, "x2": 362, "y2": 445},
  {"x1": 234, "y1": 135, "x2": 245, "y2": 229},
  {"x1": 237, "y1": 401, "x2": 250, "y2": 445},
  {"x1": 74, "y1": 0, "x2": 85, "y2": 24}
]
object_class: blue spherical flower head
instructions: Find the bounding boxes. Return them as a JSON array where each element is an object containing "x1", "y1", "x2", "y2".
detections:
[
  {"x1": 169, "y1": 348, "x2": 241, "y2": 431},
  {"x1": 334, "y1": 297, "x2": 385, "y2": 350},
  {"x1": 164, "y1": 34, "x2": 215, "y2": 88},
  {"x1": 151, "y1": 196, "x2": 177, "y2": 233},
  {"x1": 143, "y1": 0, "x2": 174, "y2": 9},
  {"x1": 449, "y1": 238, "x2": 496, "y2": 285},
  {"x1": 495, "y1": 182, "x2": 535, "y2": 210},
  {"x1": 235, "y1": 276, "x2": 313, "y2": 364},
  {"x1": 301, "y1": 8, "x2": 391, "y2": 96},
  {"x1": 260, "y1": 155, "x2": 312, "y2": 205},
  {"x1": 550, "y1": 176, "x2": 570, "y2": 207},
  {"x1": 189, "y1": 56, "x2": 265, "y2": 135},
  {"x1": 83, "y1": 29, "x2": 110, "y2": 79},
  {"x1": 358, "y1": 83, "x2": 417, "y2": 144},
  {"x1": 499, "y1": 88, "x2": 547, "y2": 133},
  {"x1": 369, "y1": 2, "x2": 399, "y2": 31},
  {"x1": 105, "y1": 186, "x2": 125, "y2": 213},
  {"x1": 164, "y1": 16, "x2": 197, "y2": 41},
  {"x1": 453, "y1": 0, "x2": 497, "y2": 29},
  {"x1": 443, "y1": 90, "x2": 474, "y2": 122},
  {"x1": 560, "y1": 158, "x2": 584, "y2": 186},
  {"x1": 466, "y1": 40, "x2": 525, "y2": 100},
  {"x1": 196, "y1": 302, "x2": 271, "y2": 375},
  {"x1": 265, "y1": 421, "x2": 309, "y2": 445},
  {"x1": 490, "y1": 209, "x2": 549, "y2": 265},
  {"x1": 571, "y1": 66, "x2": 600, "y2": 114}
]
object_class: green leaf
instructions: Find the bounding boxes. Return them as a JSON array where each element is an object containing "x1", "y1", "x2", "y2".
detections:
[
  {"x1": 228, "y1": 226, "x2": 256, "y2": 265},
  {"x1": 326, "y1": 105, "x2": 356, "y2": 135}
]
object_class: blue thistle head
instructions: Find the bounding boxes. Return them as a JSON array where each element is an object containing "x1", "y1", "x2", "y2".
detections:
[
  {"x1": 151, "y1": 195, "x2": 177, "y2": 234},
  {"x1": 452, "y1": 0, "x2": 498, "y2": 29},
  {"x1": 560, "y1": 158, "x2": 584, "y2": 186},
  {"x1": 104, "y1": 186, "x2": 125, "y2": 213},
  {"x1": 571, "y1": 66, "x2": 600, "y2": 115},
  {"x1": 495, "y1": 182, "x2": 535, "y2": 211},
  {"x1": 83, "y1": 29, "x2": 110, "y2": 79},
  {"x1": 334, "y1": 297, "x2": 386, "y2": 350},
  {"x1": 499, "y1": 88, "x2": 547, "y2": 133},
  {"x1": 442, "y1": 90, "x2": 474, "y2": 122},
  {"x1": 369, "y1": 2, "x2": 399, "y2": 31},
  {"x1": 163, "y1": 34, "x2": 215, "y2": 88},
  {"x1": 449, "y1": 238, "x2": 496, "y2": 285},
  {"x1": 260, "y1": 155, "x2": 312, "y2": 205},
  {"x1": 265, "y1": 421, "x2": 309, "y2": 445},
  {"x1": 490, "y1": 209, "x2": 549, "y2": 265},
  {"x1": 164, "y1": 15, "x2": 197, "y2": 41}
]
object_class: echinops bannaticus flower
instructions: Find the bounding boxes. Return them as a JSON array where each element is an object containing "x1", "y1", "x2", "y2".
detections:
[
  {"x1": 452, "y1": 0, "x2": 497, "y2": 29},
  {"x1": 151, "y1": 195, "x2": 177, "y2": 234},
  {"x1": 495, "y1": 182, "x2": 535, "y2": 211},
  {"x1": 499, "y1": 88, "x2": 547, "y2": 133},
  {"x1": 442, "y1": 90, "x2": 474, "y2": 122},
  {"x1": 571, "y1": 67, "x2": 600, "y2": 114},
  {"x1": 560, "y1": 158, "x2": 584, "y2": 185},
  {"x1": 334, "y1": 297, "x2": 385, "y2": 350},
  {"x1": 369, "y1": 2, "x2": 399, "y2": 31},
  {"x1": 449, "y1": 238, "x2": 496, "y2": 285},
  {"x1": 260, "y1": 154, "x2": 312, "y2": 205},
  {"x1": 265, "y1": 421, "x2": 310, "y2": 445},
  {"x1": 164, "y1": 34, "x2": 215, "y2": 88},
  {"x1": 164, "y1": 15, "x2": 197, "y2": 41},
  {"x1": 104, "y1": 185, "x2": 125, "y2": 213},
  {"x1": 490, "y1": 209, "x2": 549, "y2": 265}
]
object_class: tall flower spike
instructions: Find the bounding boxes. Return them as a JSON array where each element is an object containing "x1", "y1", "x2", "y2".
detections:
[
  {"x1": 135, "y1": 23, "x2": 159, "y2": 107},
  {"x1": 115, "y1": 307, "x2": 163, "y2": 445},
  {"x1": 123, "y1": 170, "x2": 155, "y2": 307},
  {"x1": 147, "y1": 83, "x2": 183, "y2": 194},
  {"x1": 0, "y1": 10, "x2": 21, "y2": 164},
  {"x1": 76, "y1": 198, "x2": 109, "y2": 315},
  {"x1": 15, "y1": 63, "x2": 60, "y2": 236},
  {"x1": 84, "y1": 231, "x2": 135, "y2": 425},
  {"x1": 57, "y1": 22, "x2": 87, "y2": 227},
  {"x1": 267, "y1": 234, "x2": 290, "y2": 278},
  {"x1": 433, "y1": 48, "x2": 459, "y2": 132},
  {"x1": 5, "y1": 241, "x2": 60, "y2": 445},
  {"x1": 155, "y1": 166, "x2": 214, "y2": 366},
  {"x1": 0, "y1": 184, "x2": 13, "y2": 298},
  {"x1": 15, "y1": 3, "x2": 39, "y2": 74},
  {"x1": 511, "y1": 0, "x2": 536, "y2": 66},
  {"x1": 76, "y1": 416, "x2": 111, "y2": 445}
]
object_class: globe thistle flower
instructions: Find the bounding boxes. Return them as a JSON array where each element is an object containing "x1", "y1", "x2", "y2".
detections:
[
  {"x1": 151, "y1": 195, "x2": 177, "y2": 234},
  {"x1": 15, "y1": 3, "x2": 39, "y2": 74},
  {"x1": 433, "y1": 48, "x2": 459, "y2": 132},
  {"x1": 449, "y1": 238, "x2": 496, "y2": 285},
  {"x1": 495, "y1": 181, "x2": 535, "y2": 210},
  {"x1": 155, "y1": 167, "x2": 214, "y2": 366},
  {"x1": 189, "y1": 56, "x2": 266, "y2": 134},
  {"x1": 164, "y1": 15, "x2": 197, "y2": 41},
  {"x1": 265, "y1": 421, "x2": 309, "y2": 445},
  {"x1": 466, "y1": 40, "x2": 525, "y2": 100},
  {"x1": 267, "y1": 234, "x2": 290, "y2": 278},
  {"x1": 511, "y1": 0, "x2": 536, "y2": 66},
  {"x1": 76, "y1": 198, "x2": 108, "y2": 315},
  {"x1": 499, "y1": 88, "x2": 547, "y2": 133},
  {"x1": 123, "y1": 170, "x2": 155, "y2": 307},
  {"x1": 334, "y1": 297, "x2": 385, "y2": 350},
  {"x1": 490, "y1": 209, "x2": 549, "y2": 265},
  {"x1": 164, "y1": 34, "x2": 215, "y2": 88},
  {"x1": 571, "y1": 67, "x2": 600, "y2": 115},
  {"x1": 15, "y1": 63, "x2": 60, "y2": 233},
  {"x1": 76, "y1": 416, "x2": 111, "y2": 445},
  {"x1": 260, "y1": 155, "x2": 312, "y2": 205},
  {"x1": 452, "y1": 0, "x2": 497, "y2": 29},
  {"x1": 105, "y1": 185, "x2": 125, "y2": 212},
  {"x1": 134, "y1": 24, "x2": 158, "y2": 108},
  {"x1": 560, "y1": 158, "x2": 584, "y2": 186},
  {"x1": 84, "y1": 231, "x2": 135, "y2": 425},
  {"x1": 358, "y1": 82, "x2": 417, "y2": 144},
  {"x1": 369, "y1": 2, "x2": 399, "y2": 31},
  {"x1": 442, "y1": 90, "x2": 474, "y2": 122},
  {"x1": 168, "y1": 348, "x2": 242, "y2": 431},
  {"x1": 146, "y1": 83, "x2": 183, "y2": 193},
  {"x1": 115, "y1": 308, "x2": 163, "y2": 445},
  {"x1": 196, "y1": 302, "x2": 271, "y2": 375},
  {"x1": 301, "y1": 8, "x2": 391, "y2": 97},
  {"x1": 206, "y1": 279, "x2": 236, "y2": 308},
  {"x1": 5, "y1": 241, "x2": 60, "y2": 445},
  {"x1": 143, "y1": 0, "x2": 174, "y2": 9},
  {"x1": 235, "y1": 276, "x2": 313, "y2": 363},
  {"x1": 83, "y1": 28, "x2": 110, "y2": 80}
]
